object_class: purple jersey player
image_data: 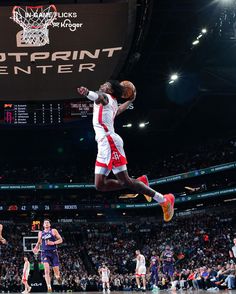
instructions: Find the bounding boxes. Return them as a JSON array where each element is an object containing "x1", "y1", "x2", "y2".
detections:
[
  {"x1": 33, "y1": 219, "x2": 63, "y2": 292},
  {"x1": 161, "y1": 245, "x2": 175, "y2": 280},
  {"x1": 149, "y1": 251, "x2": 160, "y2": 289}
]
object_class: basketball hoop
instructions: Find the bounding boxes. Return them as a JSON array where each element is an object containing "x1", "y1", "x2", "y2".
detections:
[{"x1": 12, "y1": 5, "x2": 57, "y2": 47}]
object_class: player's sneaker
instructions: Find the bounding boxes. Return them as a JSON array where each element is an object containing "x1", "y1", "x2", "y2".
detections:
[
  {"x1": 137, "y1": 175, "x2": 152, "y2": 202},
  {"x1": 160, "y1": 193, "x2": 175, "y2": 222},
  {"x1": 21, "y1": 291, "x2": 27, "y2": 294},
  {"x1": 107, "y1": 289, "x2": 111, "y2": 293},
  {"x1": 47, "y1": 286, "x2": 52, "y2": 293}
]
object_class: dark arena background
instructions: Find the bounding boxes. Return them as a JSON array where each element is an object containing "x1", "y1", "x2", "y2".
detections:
[{"x1": 0, "y1": 0, "x2": 235, "y2": 293}]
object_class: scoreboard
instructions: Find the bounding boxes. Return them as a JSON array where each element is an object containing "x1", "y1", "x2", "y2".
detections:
[
  {"x1": 4, "y1": 103, "x2": 62, "y2": 125},
  {"x1": 1, "y1": 100, "x2": 94, "y2": 126}
]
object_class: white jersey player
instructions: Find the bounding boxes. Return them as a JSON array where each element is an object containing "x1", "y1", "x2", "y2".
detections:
[
  {"x1": 99, "y1": 263, "x2": 110, "y2": 293},
  {"x1": 77, "y1": 81, "x2": 175, "y2": 223},
  {"x1": 21, "y1": 256, "x2": 31, "y2": 294},
  {"x1": 135, "y1": 250, "x2": 147, "y2": 292}
]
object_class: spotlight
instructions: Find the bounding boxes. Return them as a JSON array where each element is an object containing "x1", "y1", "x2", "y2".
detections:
[
  {"x1": 201, "y1": 28, "x2": 207, "y2": 34},
  {"x1": 192, "y1": 40, "x2": 200, "y2": 45},
  {"x1": 197, "y1": 34, "x2": 203, "y2": 39},
  {"x1": 139, "y1": 122, "x2": 149, "y2": 128},
  {"x1": 170, "y1": 74, "x2": 179, "y2": 81},
  {"x1": 122, "y1": 123, "x2": 132, "y2": 128}
]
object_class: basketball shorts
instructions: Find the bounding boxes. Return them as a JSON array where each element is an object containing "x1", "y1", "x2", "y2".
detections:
[
  {"x1": 163, "y1": 264, "x2": 174, "y2": 277},
  {"x1": 102, "y1": 277, "x2": 109, "y2": 283},
  {"x1": 136, "y1": 266, "x2": 146, "y2": 277},
  {"x1": 41, "y1": 249, "x2": 59, "y2": 267},
  {"x1": 22, "y1": 274, "x2": 29, "y2": 282},
  {"x1": 95, "y1": 133, "x2": 127, "y2": 176}
]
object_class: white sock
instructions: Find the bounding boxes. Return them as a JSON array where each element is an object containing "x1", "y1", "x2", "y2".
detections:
[{"x1": 153, "y1": 192, "x2": 165, "y2": 203}]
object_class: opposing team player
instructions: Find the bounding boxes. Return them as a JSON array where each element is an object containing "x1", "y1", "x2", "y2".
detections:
[
  {"x1": 135, "y1": 250, "x2": 147, "y2": 292},
  {"x1": 21, "y1": 256, "x2": 31, "y2": 294},
  {"x1": 161, "y1": 245, "x2": 175, "y2": 280},
  {"x1": 149, "y1": 251, "x2": 160, "y2": 290},
  {"x1": 33, "y1": 219, "x2": 63, "y2": 292},
  {"x1": 98, "y1": 263, "x2": 111, "y2": 293},
  {"x1": 77, "y1": 81, "x2": 175, "y2": 222},
  {"x1": 0, "y1": 224, "x2": 7, "y2": 244}
]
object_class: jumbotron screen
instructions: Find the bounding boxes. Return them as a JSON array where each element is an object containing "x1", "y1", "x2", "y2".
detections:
[
  {"x1": 1, "y1": 101, "x2": 94, "y2": 125},
  {"x1": 0, "y1": 2, "x2": 135, "y2": 101}
]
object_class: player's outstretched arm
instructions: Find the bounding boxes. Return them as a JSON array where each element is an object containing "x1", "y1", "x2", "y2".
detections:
[
  {"x1": 77, "y1": 87, "x2": 108, "y2": 105},
  {"x1": 116, "y1": 89, "x2": 136, "y2": 116}
]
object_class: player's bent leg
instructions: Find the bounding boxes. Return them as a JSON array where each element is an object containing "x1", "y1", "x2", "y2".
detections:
[{"x1": 53, "y1": 266, "x2": 62, "y2": 284}]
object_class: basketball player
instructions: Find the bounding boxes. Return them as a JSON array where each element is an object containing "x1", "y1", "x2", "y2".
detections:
[
  {"x1": 149, "y1": 251, "x2": 160, "y2": 290},
  {"x1": 98, "y1": 263, "x2": 111, "y2": 293},
  {"x1": 0, "y1": 224, "x2": 7, "y2": 244},
  {"x1": 161, "y1": 245, "x2": 175, "y2": 281},
  {"x1": 135, "y1": 249, "x2": 147, "y2": 292},
  {"x1": 229, "y1": 237, "x2": 236, "y2": 267},
  {"x1": 22, "y1": 256, "x2": 31, "y2": 294},
  {"x1": 33, "y1": 219, "x2": 63, "y2": 292},
  {"x1": 77, "y1": 81, "x2": 175, "y2": 222}
]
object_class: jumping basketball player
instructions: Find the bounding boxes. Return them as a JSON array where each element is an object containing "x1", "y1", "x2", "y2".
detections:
[
  {"x1": 135, "y1": 249, "x2": 147, "y2": 292},
  {"x1": 77, "y1": 81, "x2": 175, "y2": 222},
  {"x1": 32, "y1": 219, "x2": 63, "y2": 292},
  {"x1": 22, "y1": 256, "x2": 31, "y2": 294},
  {"x1": 149, "y1": 251, "x2": 160, "y2": 290},
  {"x1": 98, "y1": 263, "x2": 111, "y2": 293},
  {"x1": 0, "y1": 224, "x2": 7, "y2": 244}
]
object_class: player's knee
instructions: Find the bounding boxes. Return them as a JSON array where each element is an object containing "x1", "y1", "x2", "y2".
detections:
[
  {"x1": 95, "y1": 182, "x2": 105, "y2": 191},
  {"x1": 118, "y1": 177, "x2": 132, "y2": 189}
]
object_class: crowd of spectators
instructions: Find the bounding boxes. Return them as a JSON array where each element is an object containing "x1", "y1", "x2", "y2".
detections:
[
  {"x1": 0, "y1": 136, "x2": 235, "y2": 184},
  {"x1": 1, "y1": 206, "x2": 235, "y2": 292}
]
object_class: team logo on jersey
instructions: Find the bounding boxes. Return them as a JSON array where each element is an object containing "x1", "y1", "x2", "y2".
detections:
[
  {"x1": 42, "y1": 233, "x2": 51, "y2": 240},
  {"x1": 112, "y1": 151, "x2": 120, "y2": 161}
]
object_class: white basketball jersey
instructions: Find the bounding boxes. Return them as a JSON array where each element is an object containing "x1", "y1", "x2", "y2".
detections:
[
  {"x1": 92, "y1": 94, "x2": 118, "y2": 141},
  {"x1": 136, "y1": 254, "x2": 146, "y2": 267},
  {"x1": 23, "y1": 261, "x2": 30, "y2": 277},
  {"x1": 101, "y1": 267, "x2": 109, "y2": 279}
]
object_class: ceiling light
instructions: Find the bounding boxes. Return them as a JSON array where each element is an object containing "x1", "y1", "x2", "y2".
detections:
[
  {"x1": 192, "y1": 40, "x2": 200, "y2": 45},
  {"x1": 170, "y1": 74, "x2": 179, "y2": 81}
]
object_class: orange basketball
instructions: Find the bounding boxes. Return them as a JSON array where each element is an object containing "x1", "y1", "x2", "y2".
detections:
[{"x1": 120, "y1": 80, "x2": 136, "y2": 99}]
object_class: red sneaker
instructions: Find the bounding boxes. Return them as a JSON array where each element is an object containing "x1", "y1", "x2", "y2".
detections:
[
  {"x1": 160, "y1": 193, "x2": 175, "y2": 222},
  {"x1": 137, "y1": 175, "x2": 152, "y2": 203}
]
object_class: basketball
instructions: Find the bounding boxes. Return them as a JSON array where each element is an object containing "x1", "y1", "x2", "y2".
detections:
[{"x1": 120, "y1": 80, "x2": 136, "y2": 99}]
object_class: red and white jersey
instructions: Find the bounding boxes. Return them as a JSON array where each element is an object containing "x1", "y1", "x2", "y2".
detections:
[
  {"x1": 136, "y1": 254, "x2": 146, "y2": 268},
  {"x1": 93, "y1": 94, "x2": 118, "y2": 142},
  {"x1": 100, "y1": 267, "x2": 110, "y2": 279},
  {"x1": 22, "y1": 261, "x2": 30, "y2": 279}
]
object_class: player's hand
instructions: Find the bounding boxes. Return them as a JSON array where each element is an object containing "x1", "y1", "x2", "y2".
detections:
[
  {"x1": 46, "y1": 240, "x2": 55, "y2": 246},
  {"x1": 0, "y1": 237, "x2": 7, "y2": 244},
  {"x1": 129, "y1": 89, "x2": 136, "y2": 102},
  {"x1": 32, "y1": 246, "x2": 39, "y2": 254},
  {"x1": 77, "y1": 86, "x2": 89, "y2": 96}
]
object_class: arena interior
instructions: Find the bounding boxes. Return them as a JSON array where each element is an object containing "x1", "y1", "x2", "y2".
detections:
[{"x1": 0, "y1": 0, "x2": 235, "y2": 293}]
